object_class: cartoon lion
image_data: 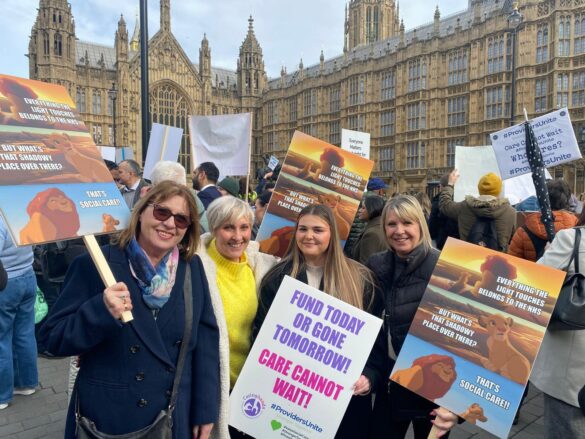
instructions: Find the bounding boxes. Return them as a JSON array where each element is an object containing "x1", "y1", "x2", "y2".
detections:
[
  {"x1": 259, "y1": 226, "x2": 296, "y2": 258},
  {"x1": 19, "y1": 188, "x2": 80, "y2": 244},
  {"x1": 460, "y1": 403, "x2": 488, "y2": 425},
  {"x1": 391, "y1": 354, "x2": 457, "y2": 401},
  {"x1": 317, "y1": 193, "x2": 350, "y2": 238},
  {"x1": 102, "y1": 213, "x2": 120, "y2": 233},
  {"x1": 449, "y1": 254, "x2": 517, "y2": 300},
  {"x1": 0, "y1": 77, "x2": 38, "y2": 125},
  {"x1": 478, "y1": 313, "x2": 530, "y2": 384},
  {"x1": 41, "y1": 133, "x2": 112, "y2": 182}
]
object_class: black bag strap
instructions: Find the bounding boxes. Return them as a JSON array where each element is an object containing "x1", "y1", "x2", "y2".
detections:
[
  {"x1": 168, "y1": 265, "x2": 193, "y2": 413},
  {"x1": 522, "y1": 225, "x2": 547, "y2": 259},
  {"x1": 566, "y1": 228, "x2": 582, "y2": 274}
]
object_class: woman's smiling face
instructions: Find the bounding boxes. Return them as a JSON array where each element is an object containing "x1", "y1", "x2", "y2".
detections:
[
  {"x1": 213, "y1": 216, "x2": 252, "y2": 262},
  {"x1": 384, "y1": 210, "x2": 421, "y2": 257}
]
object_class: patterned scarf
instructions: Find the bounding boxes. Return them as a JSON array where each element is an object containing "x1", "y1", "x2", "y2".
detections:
[{"x1": 125, "y1": 238, "x2": 179, "y2": 310}]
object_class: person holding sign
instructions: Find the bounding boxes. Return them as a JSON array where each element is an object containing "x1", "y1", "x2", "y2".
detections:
[
  {"x1": 367, "y1": 195, "x2": 458, "y2": 438},
  {"x1": 531, "y1": 212, "x2": 585, "y2": 438},
  {"x1": 0, "y1": 217, "x2": 38, "y2": 410},
  {"x1": 254, "y1": 204, "x2": 383, "y2": 438},
  {"x1": 39, "y1": 182, "x2": 220, "y2": 439},
  {"x1": 196, "y1": 196, "x2": 278, "y2": 439}
]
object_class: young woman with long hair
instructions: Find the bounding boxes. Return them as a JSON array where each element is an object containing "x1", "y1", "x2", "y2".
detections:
[{"x1": 253, "y1": 203, "x2": 384, "y2": 438}]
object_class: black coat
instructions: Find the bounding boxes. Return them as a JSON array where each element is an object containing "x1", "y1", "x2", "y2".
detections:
[
  {"x1": 38, "y1": 245, "x2": 220, "y2": 439},
  {"x1": 197, "y1": 186, "x2": 222, "y2": 209},
  {"x1": 367, "y1": 247, "x2": 441, "y2": 424},
  {"x1": 252, "y1": 263, "x2": 386, "y2": 439},
  {"x1": 0, "y1": 259, "x2": 6, "y2": 291},
  {"x1": 429, "y1": 193, "x2": 459, "y2": 250},
  {"x1": 254, "y1": 261, "x2": 387, "y2": 438}
]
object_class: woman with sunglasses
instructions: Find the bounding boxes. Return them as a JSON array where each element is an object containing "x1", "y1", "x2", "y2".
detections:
[
  {"x1": 253, "y1": 204, "x2": 384, "y2": 438},
  {"x1": 196, "y1": 196, "x2": 278, "y2": 439},
  {"x1": 39, "y1": 181, "x2": 220, "y2": 439}
]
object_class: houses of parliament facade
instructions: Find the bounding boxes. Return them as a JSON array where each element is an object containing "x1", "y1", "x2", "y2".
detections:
[{"x1": 28, "y1": 0, "x2": 585, "y2": 193}]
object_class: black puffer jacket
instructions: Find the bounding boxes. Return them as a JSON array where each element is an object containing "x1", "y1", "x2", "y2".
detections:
[{"x1": 367, "y1": 246, "x2": 440, "y2": 423}]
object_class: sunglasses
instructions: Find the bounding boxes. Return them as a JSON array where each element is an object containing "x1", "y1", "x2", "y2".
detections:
[{"x1": 150, "y1": 204, "x2": 191, "y2": 229}]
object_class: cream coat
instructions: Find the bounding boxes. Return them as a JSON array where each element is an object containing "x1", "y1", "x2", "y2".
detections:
[
  {"x1": 197, "y1": 233, "x2": 278, "y2": 439},
  {"x1": 531, "y1": 227, "x2": 585, "y2": 407}
]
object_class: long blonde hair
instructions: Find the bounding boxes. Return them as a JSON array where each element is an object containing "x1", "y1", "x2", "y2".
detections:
[{"x1": 276, "y1": 204, "x2": 375, "y2": 310}]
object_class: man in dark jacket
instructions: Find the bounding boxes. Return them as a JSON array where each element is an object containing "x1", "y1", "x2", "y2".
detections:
[
  {"x1": 429, "y1": 174, "x2": 459, "y2": 250},
  {"x1": 192, "y1": 162, "x2": 221, "y2": 209},
  {"x1": 439, "y1": 170, "x2": 516, "y2": 252}
]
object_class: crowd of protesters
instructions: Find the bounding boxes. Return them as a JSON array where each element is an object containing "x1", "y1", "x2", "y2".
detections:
[{"x1": 1, "y1": 154, "x2": 585, "y2": 439}]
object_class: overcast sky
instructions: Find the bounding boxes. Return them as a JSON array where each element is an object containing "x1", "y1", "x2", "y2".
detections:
[{"x1": 1, "y1": 0, "x2": 469, "y2": 80}]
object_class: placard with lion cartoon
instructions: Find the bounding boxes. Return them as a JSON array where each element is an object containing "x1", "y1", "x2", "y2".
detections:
[
  {"x1": 0, "y1": 74, "x2": 129, "y2": 245},
  {"x1": 256, "y1": 131, "x2": 374, "y2": 257},
  {"x1": 391, "y1": 238, "x2": 565, "y2": 438}
]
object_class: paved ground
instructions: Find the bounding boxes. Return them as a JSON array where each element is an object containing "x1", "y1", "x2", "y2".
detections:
[{"x1": 0, "y1": 356, "x2": 545, "y2": 438}]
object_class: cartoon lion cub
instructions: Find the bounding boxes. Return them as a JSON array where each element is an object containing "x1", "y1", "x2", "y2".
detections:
[
  {"x1": 460, "y1": 403, "x2": 488, "y2": 425},
  {"x1": 478, "y1": 313, "x2": 530, "y2": 384},
  {"x1": 317, "y1": 193, "x2": 350, "y2": 238}
]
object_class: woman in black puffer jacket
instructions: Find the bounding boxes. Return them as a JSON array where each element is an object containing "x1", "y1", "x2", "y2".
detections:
[{"x1": 367, "y1": 195, "x2": 457, "y2": 439}]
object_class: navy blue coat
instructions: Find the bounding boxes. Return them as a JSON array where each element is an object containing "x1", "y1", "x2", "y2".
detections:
[
  {"x1": 197, "y1": 186, "x2": 222, "y2": 209},
  {"x1": 39, "y1": 245, "x2": 220, "y2": 439}
]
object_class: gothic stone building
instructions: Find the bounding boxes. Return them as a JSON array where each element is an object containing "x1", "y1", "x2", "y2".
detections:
[{"x1": 28, "y1": 0, "x2": 585, "y2": 193}]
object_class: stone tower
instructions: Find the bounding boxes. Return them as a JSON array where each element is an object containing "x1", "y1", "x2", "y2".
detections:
[
  {"x1": 345, "y1": 0, "x2": 399, "y2": 51},
  {"x1": 29, "y1": 0, "x2": 77, "y2": 94},
  {"x1": 237, "y1": 16, "x2": 265, "y2": 99}
]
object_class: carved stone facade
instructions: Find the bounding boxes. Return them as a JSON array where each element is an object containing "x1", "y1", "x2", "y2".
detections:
[
  {"x1": 29, "y1": 0, "x2": 585, "y2": 192},
  {"x1": 29, "y1": 0, "x2": 259, "y2": 175}
]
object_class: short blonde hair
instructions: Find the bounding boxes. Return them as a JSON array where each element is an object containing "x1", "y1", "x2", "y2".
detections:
[
  {"x1": 206, "y1": 196, "x2": 254, "y2": 232},
  {"x1": 151, "y1": 161, "x2": 187, "y2": 186},
  {"x1": 381, "y1": 194, "x2": 432, "y2": 252}
]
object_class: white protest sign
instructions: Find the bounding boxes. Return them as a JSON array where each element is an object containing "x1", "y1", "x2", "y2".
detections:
[
  {"x1": 97, "y1": 146, "x2": 116, "y2": 163},
  {"x1": 189, "y1": 113, "x2": 251, "y2": 177},
  {"x1": 143, "y1": 123, "x2": 183, "y2": 180},
  {"x1": 454, "y1": 145, "x2": 499, "y2": 201},
  {"x1": 268, "y1": 155, "x2": 279, "y2": 171},
  {"x1": 503, "y1": 169, "x2": 552, "y2": 205},
  {"x1": 341, "y1": 129, "x2": 370, "y2": 159},
  {"x1": 229, "y1": 276, "x2": 382, "y2": 438},
  {"x1": 490, "y1": 108, "x2": 581, "y2": 180},
  {"x1": 115, "y1": 147, "x2": 134, "y2": 163}
]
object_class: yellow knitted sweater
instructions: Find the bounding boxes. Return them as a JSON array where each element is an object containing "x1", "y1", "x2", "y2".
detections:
[{"x1": 208, "y1": 239, "x2": 257, "y2": 388}]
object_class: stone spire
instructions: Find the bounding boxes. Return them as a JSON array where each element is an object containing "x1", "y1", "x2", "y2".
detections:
[
  {"x1": 237, "y1": 15, "x2": 265, "y2": 97},
  {"x1": 161, "y1": 0, "x2": 171, "y2": 32},
  {"x1": 130, "y1": 11, "x2": 140, "y2": 52}
]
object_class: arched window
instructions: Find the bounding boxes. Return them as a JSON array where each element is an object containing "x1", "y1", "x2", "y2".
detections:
[
  {"x1": 373, "y1": 6, "x2": 379, "y2": 40},
  {"x1": 43, "y1": 32, "x2": 50, "y2": 55},
  {"x1": 54, "y1": 33, "x2": 62, "y2": 56},
  {"x1": 366, "y1": 7, "x2": 372, "y2": 42},
  {"x1": 150, "y1": 83, "x2": 193, "y2": 173}
]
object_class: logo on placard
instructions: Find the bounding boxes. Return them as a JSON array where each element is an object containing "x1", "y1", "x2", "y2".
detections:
[
  {"x1": 270, "y1": 420, "x2": 282, "y2": 431},
  {"x1": 242, "y1": 394, "x2": 265, "y2": 418}
]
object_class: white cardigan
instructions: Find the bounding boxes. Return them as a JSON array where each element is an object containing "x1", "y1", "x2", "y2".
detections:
[
  {"x1": 197, "y1": 233, "x2": 278, "y2": 439},
  {"x1": 531, "y1": 227, "x2": 585, "y2": 407}
]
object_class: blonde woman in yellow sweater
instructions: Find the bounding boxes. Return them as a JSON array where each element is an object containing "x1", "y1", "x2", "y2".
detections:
[{"x1": 197, "y1": 196, "x2": 278, "y2": 439}]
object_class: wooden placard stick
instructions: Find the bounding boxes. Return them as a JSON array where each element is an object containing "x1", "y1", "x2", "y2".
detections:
[
  {"x1": 428, "y1": 424, "x2": 440, "y2": 438},
  {"x1": 83, "y1": 234, "x2": 133, "y2": 322}
]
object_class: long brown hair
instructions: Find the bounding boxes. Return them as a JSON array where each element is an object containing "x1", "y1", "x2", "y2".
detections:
[
  {"x1": 114, "y1": 181, "x2": 200, "y2": 259},
  {"x1": 274, "y1": 204, "x2": 375, "y2": 310}
]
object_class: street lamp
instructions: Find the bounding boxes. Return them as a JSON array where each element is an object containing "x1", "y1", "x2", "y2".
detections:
[
  {"x1": 108, "y1": 82, "x2": 117, "y2": 147},
  {"x1": 508, "y1": 2, "x2": 523, "y2": 126}
]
